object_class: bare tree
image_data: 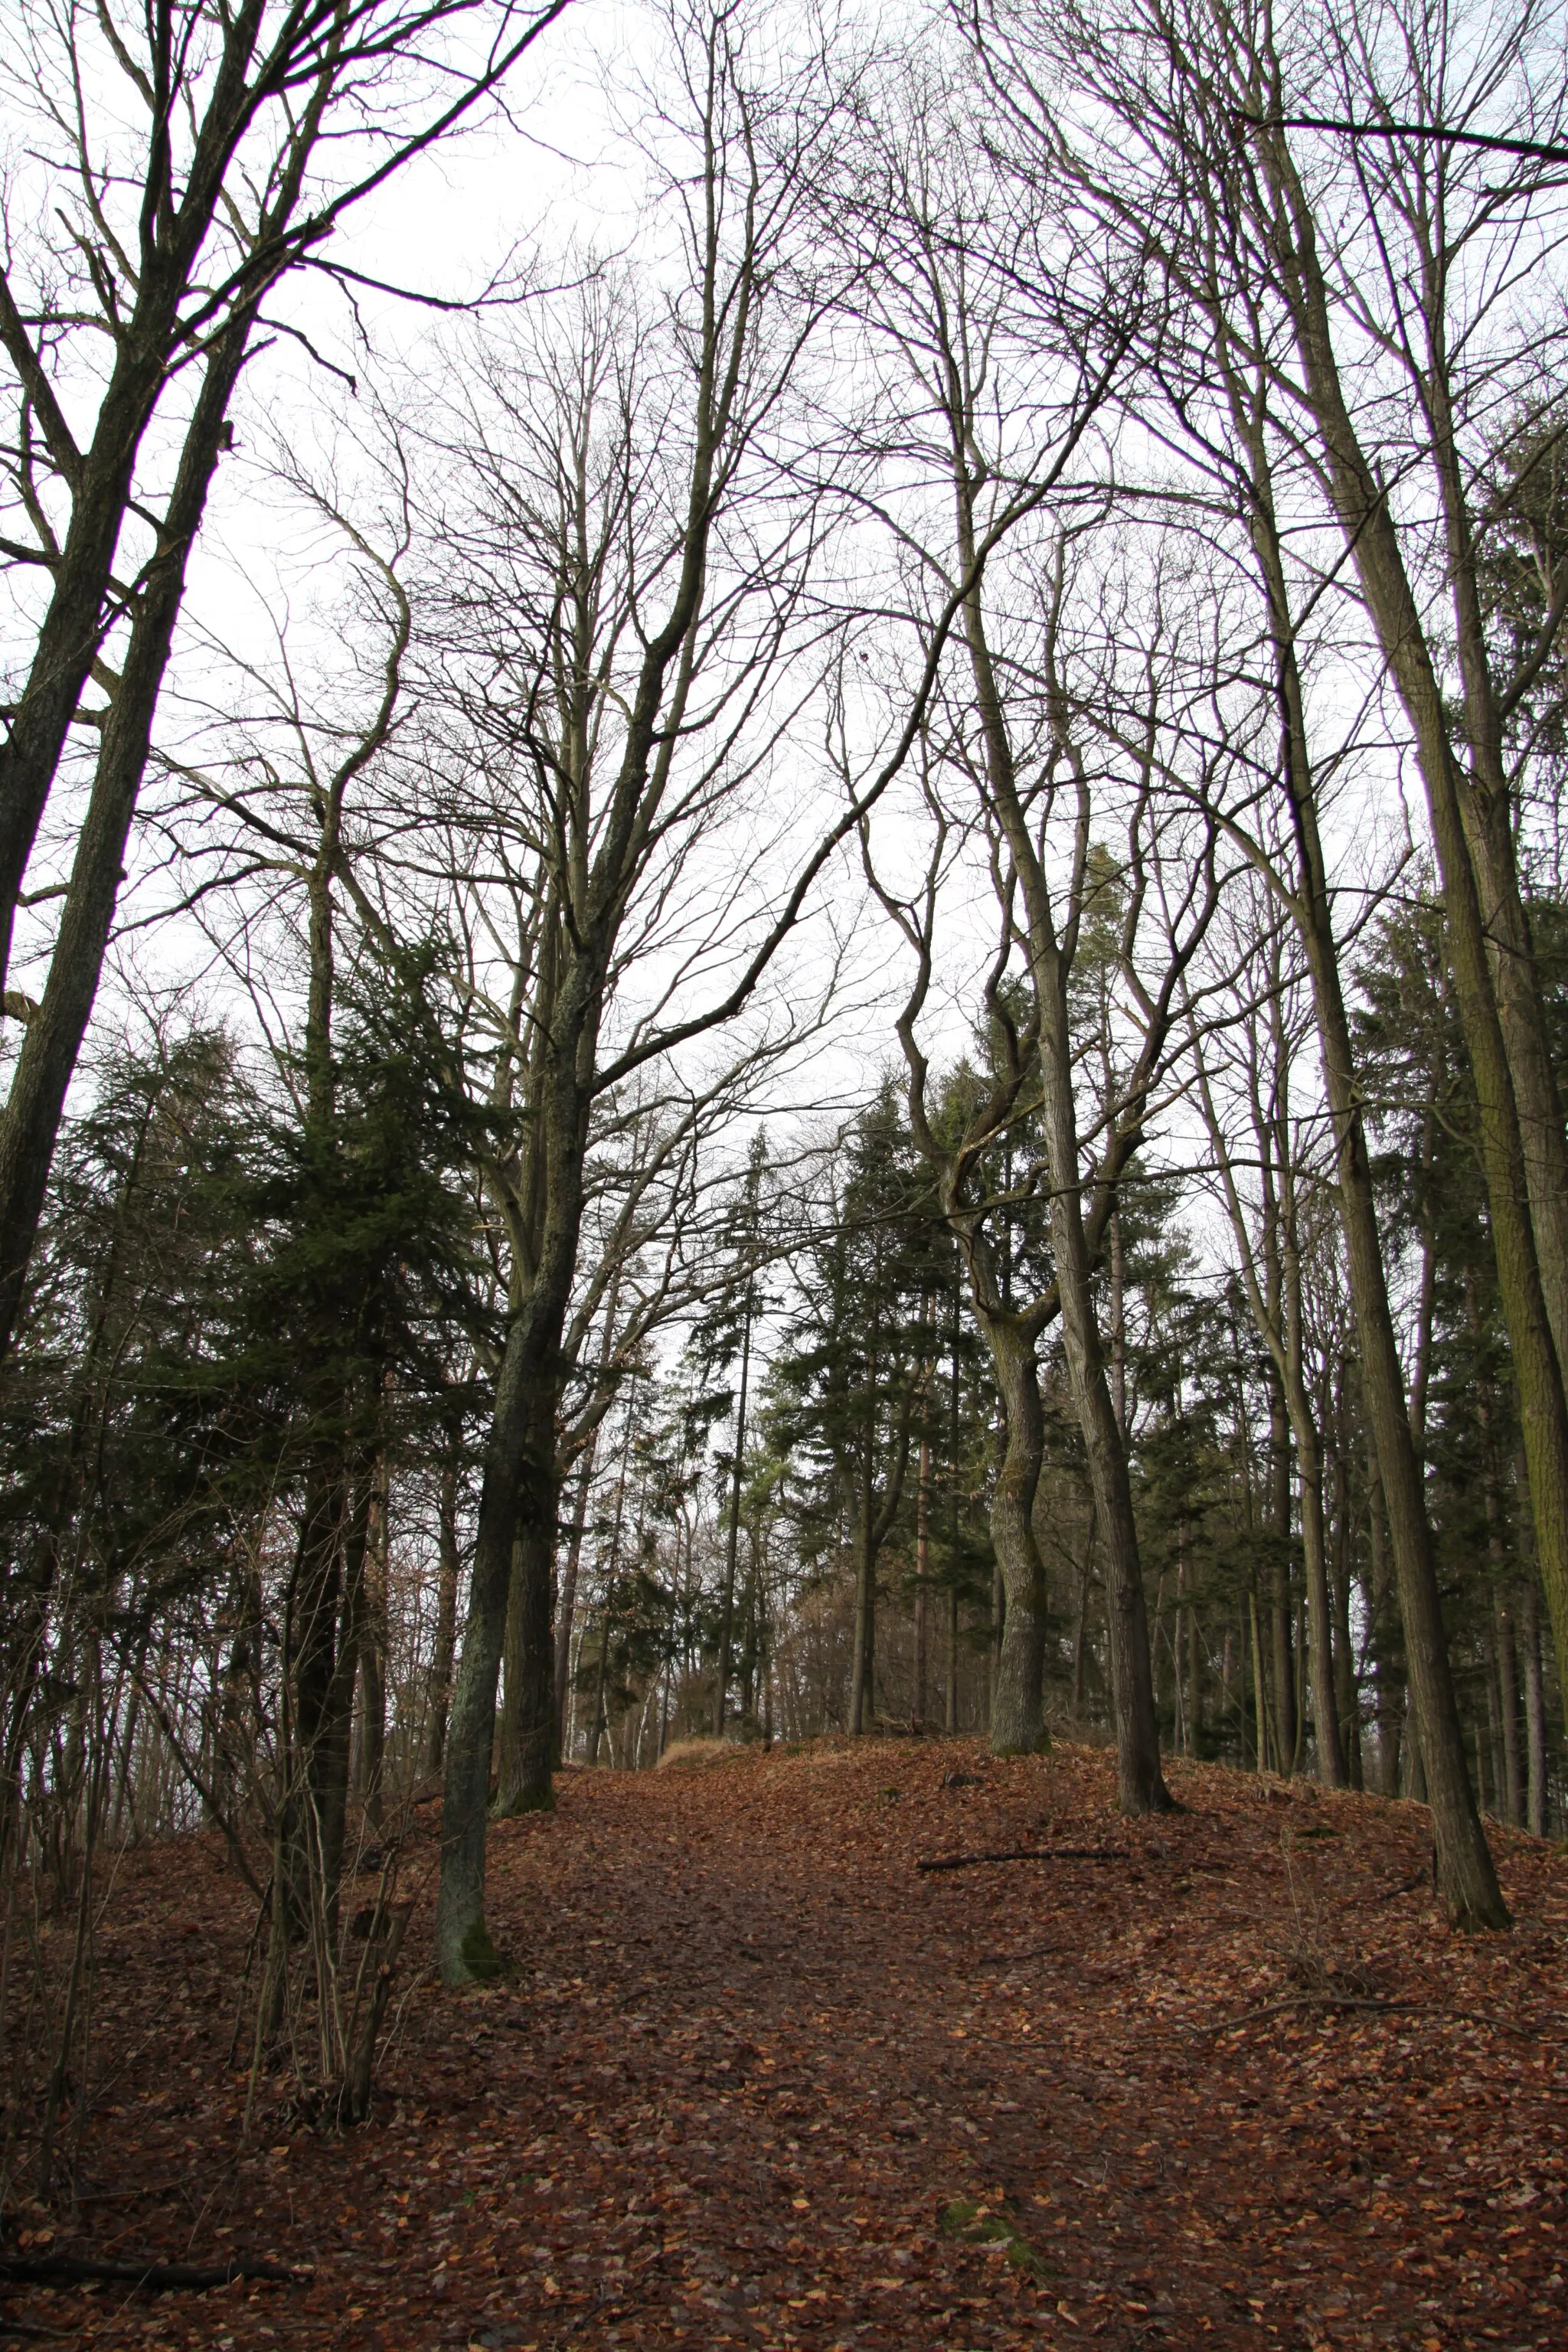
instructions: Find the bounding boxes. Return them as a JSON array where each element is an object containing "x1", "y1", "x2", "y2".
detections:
[
  {"x1": 417, "y1": 3, "x2": 877, "y2": 1982},
  {"x1": 1184, "y1": 874, "x2": 1348, "y2": 1782},
  {"x1": 833, "y1": 92, "x2": 1219, "y2": 1798},
  {"x1": 0, "y1": 0, "x2": 568, "y2": 1363},
  {"x1": 965, "y1": 0, "x2": 1513, "y2": 1922}
]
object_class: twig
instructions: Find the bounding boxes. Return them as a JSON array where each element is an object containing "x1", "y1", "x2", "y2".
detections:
[
  {"x1": 0, "y1": 2253, "x2": 311, "y2": 2290},
  {"x1": 917, "y1": 1846, "x2": 1130, "y2": 1873},
  {"x1": 1366, "y1": 1870, "x2": 1430, "y2": 1906},
  {"x1": 1181, "y1": 1993, "x2": 1426, "y2": 2040}
]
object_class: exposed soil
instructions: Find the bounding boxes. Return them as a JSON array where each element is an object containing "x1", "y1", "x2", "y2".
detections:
[{"x1": 7, "y1": 1739, "x2": 1566, "y2": 2350}]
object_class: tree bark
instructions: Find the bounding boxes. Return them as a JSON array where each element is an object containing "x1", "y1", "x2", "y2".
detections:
[
  {"x1": 0, "y1": 318, "x2": 252, "y2": 1359},
  {"x1": 1521, "y1": 1574, "x2": 1548, "y2": 1838},
  {"x1": 1236, "y1": 408, "x2": 1507, "y2": 1924},
  {"x1": 1255, "y1": 124, "x2": 1568, "y2": 1726},
  {"x1": 425, "y1": 1461, "x2": 461, "y2": 1776},
  {"x1": 713, "y1": 1279, "x2": 754, "y2": 1735}
]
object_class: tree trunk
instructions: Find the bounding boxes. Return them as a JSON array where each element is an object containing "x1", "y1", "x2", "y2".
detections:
[
  {"x1": 554, "y1": 1442, "x2": 597, "y2": 1759},
  {"x1": 713, "y1": 1281, "x2": 753, "y2": 1735},
  {"x1": 1227, "y1": 349, "x2": 1507, "y2": 1925},
  {"x1": 971, "y1": 1317, "x2": 1050, "y2": 1754},
  {"x1": 848, "y1": 1423, "x2": 877, "y2": 1737},
  {"x1": 1264, "y1": 1366, "x2": 1296, "y2": 1777},
  {"x1": 1521, "y1": 1576, "x2": 1548, "y2": 1838},
  {"x1": 436, "y1": 1019, "x2": 592, "y2": 1981},
  {"x1": 946, "y1": 1587, "x2": 959, "y2": 1733},
  {"x1": 425, "y1": 1462, "x2": 461, "y2": 1777},
  {"x1": 496, "y1": 1458, "x2": 557, "y2": 1820},
  {"x1": 358, "y1": 1468, "x2": 389, "y2": 1837},
  {"x1": 0, "y1": 319, "x2": 253, "y2": 1361},
  {"x1": 1259, "y1": 129, "x2": 1568, "y2": 1724},
  {"x1": 914, "y1": 1429, "x2": 930, "y2": 1729}
]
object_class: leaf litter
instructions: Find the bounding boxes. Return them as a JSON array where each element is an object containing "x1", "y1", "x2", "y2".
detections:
[{"x1": 8, "y1": 1738, "x2": 1566, "y2": 2350}]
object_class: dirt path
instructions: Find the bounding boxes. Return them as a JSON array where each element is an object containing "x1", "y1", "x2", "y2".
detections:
[{"x1": 12, "y1": 1740, "x2": 1567, "y2": 2349}]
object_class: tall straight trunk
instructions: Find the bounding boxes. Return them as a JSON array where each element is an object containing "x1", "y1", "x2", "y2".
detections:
[
  {"x1": 1259, "y1": 129, "x2": 1568, "y2": 1723},
  {"x1": 848, "y1": 1419, "x2": 877, "y2": 1737},
  {"x1": 425, "y1": 1462, "x2": 461, "y2": 1776},
  {"x1": 946, "y1": 433, "x2": 1164, "y2": 1806},
  {"x1": 1071, "y1": 1512, "x2": 1095, "y2": 1718},
  {"x1": 1364, "y1": 1437, "x2": 1401, "y2": 1797},
  {"x1": 1186, "y1": 1583, "x2": 1201, "y2": 1756},
  {"x1": 280, "y1": 1468, "x2": 345, "y2": 1935},
  {"x1": 554, "y1": 1440, "x2": 598, "y2": 1757},
  {"x1": 358, "y1": 1471, "x2": 389, "y2": 1838},
  {"x1": 1478, "y1": 1383, "x2": 1524, "y2": 1829},
  {"x1": 1250, "y1": 1587, "x2": 1270, "y2": 1775},
  {"x1": 1054, "y1": 1233, "x2": 1168, "y2": 1808},
  {"x1": 1296, "y1": 1413, "x2": 1344, "y2": 1784},
  {"x1": 1279, "y1": 691, "x2": 1498, "y2": 1908},
  {"x1": 315, "y1": 1470, "x2": 373, "y2": 1946},
  {"x1": 1327, "y1": 1383, "x2": 1362, "y2": 1787},
  {"x1": 586, "y1": 1613, "x2": 612, "y2": 1767},
  {"x1": 946, "y1": 1586, "x2": 959, "y2": 1734},
  {"x1": 1418, "y1": 269, "x2": 1568, "y2": 1395},
  {"x1": 1263, "y1": 1366, "x2": 1295, "y2": 1777},
  {"x1": 1191, "y1": 1010, "x2": 1341, "y2": 1781},
  {"x1": 960, "y1": 1302, "x2": 1050, "y2": 1754},
  {"x1": 713, "y1": 1280, "x2": 754, "y2": 1735},
  {"x1": 1410, "y1": 1109, "x2": 1439, "y2": 1463},
  {"x1": 1494, "y1": 1598, "x2": 1522, "y2": 1828},
  {"x1": 436, "y1": 978, "x2": 596, "y2": 1984},
  {"x1": 1218, "y1": 332, "x2": 1506, "y2": 1921},
  {"x1": 496, "y1": 1431, "x2": 557, "y2": 1820},
  {"x1": 1521, "y1": 1577, "x2": 1548, "y2": 1838},
  {"x1": 914, "y1": 1429, "x2": 931, "y2": 1727},
  {"x1": 1282, "y1": 1229, "x2": 1345, "y2": 1785}
]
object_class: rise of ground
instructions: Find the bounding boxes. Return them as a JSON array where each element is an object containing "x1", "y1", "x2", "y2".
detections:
[{"x1": 6, "y1": 1739, "x2": 1566, "y2": 2350}]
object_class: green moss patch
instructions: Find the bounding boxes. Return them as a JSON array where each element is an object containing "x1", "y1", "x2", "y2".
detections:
[{"x1": 938, "y1": 2195, "x2": 1047, "y2": 2275}]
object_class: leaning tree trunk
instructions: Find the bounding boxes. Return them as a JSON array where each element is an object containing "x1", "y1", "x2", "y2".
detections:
[{"x1": 0, "y1": 317, "x2": 253, "y2": 1361}]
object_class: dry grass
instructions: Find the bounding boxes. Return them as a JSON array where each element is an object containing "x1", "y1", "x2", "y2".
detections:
[{"x1": 655, "y1": 1736, "x2": 732, "y2": 1769}]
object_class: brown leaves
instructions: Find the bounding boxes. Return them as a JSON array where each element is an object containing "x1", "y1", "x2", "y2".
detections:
[{"x1": 8, "y1": 1742, "x2": 1568, "y2": 2350}]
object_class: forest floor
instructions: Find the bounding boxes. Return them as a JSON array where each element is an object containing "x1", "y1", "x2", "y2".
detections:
[{"x1": 5, "y1": 1738, "x2": 1567, "y2": 2351}]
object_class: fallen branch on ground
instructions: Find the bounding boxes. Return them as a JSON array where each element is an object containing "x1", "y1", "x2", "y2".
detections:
[
  {"x1": 917, "y1": 1846, "x2": 1131, "y2": 1873},
  {"x1": 0, "y1": 2254, "x2": 312, "y2": 2291},
  {"x1": 1365, "y1": 1869, "x2": 1432, "y2": 1905}
]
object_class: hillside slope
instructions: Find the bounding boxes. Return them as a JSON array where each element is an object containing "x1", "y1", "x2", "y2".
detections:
[{"x1": 8, "y1": 1740, "x2": 1566, "y2": 2349}]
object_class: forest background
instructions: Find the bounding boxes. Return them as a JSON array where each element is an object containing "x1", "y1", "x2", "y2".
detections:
[{"x1": 5, "y1": 0, "x2": 1568, "y2": 2168}]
